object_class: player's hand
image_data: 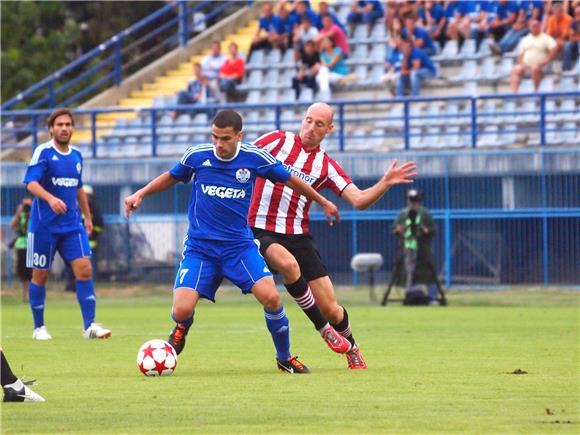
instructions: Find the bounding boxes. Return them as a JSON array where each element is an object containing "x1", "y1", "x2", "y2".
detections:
[
  {"x1": 124, "y1": 193, "x2": 143, "y2": 218},
  {"x1": 322, "y1": 200, "x2": 340, "y2": 226},
  {"x1": 48, "y1": 196, "x2": 67, "y2": 214},
  {"x1": 384, "y1": 159, "x2": 417, "y2": 186},
  {"x1": 84, "y1": 216, "x2": 93, "y2": 236}
]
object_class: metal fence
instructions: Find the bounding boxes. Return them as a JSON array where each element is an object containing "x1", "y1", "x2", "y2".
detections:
[{"x1": 2, "y1": 149, "x2": 579, "y2": 287}]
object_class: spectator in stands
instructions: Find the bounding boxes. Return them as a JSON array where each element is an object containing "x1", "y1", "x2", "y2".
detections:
[
  {"x1": 546, "y1": 1, "x2": 574, "y2": 55},
  {"x1": 510, "y1": 19, "x2": 559, "y2": 92},
  {"x1": 489, "y1": 4, "x2": 531, "y2": 55},
  {"x1": 250, "y1": 2, "x2": 284, "y2": 55},
  {"x1": 290, "y1": 1, "x2": 322, "y2": 30},
  {"x1": 347, "y1": 0, "x2": 385, "y2": 37},
  {"x1": 201, "y1": 41, "x2": 227, "y2": 102},
  {"x1": 474, "y1": 0, "x2": 518, "y2": 52},
  {"x1": 381, "y1": 35, "x2": 403, "y2": 95},
  {"x1": 445, "y1": 0, "x2": 476, "y2": 51},
  {"x1": 417, "y1": 0, "x2": 446, "y2": 50},
  {"x1": 172, "y1": 63, "x2": 212, "y2": 120},
  {"x1": 317, "y1": 14, "x2": 350, "y2": 57},
  {"x1": 316, "y1": 36, "x2": 356, "y2": 99},
  {"x1": 397, "y1": 37, "x2": 437, "y2": 96},
  {"x1": 278, "y1": 5, "x2": 296, "y2": 49},
  {"x1": 292, "y1": 40, "x2": 321, "y2": 100},
  {"x1": 401, "y1": 14, "x2": 437, "y2": 56},
  {"x1": 219, "y1": 42, "x2": 245, "y2": 103},
  {"x1": 317, "y1": 1, "x2": 349, "y2": 34},
  {"x1": 293, "y1": 16, "x2": 320, "y2": 62},
  {"x1": 563, "y1": 4, "x2": 580, "y2": 70}
]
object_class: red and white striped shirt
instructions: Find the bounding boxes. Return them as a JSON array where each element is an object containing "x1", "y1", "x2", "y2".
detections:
[{"x1": 248, "y1": 130, "x2": 352, "y2": 235}]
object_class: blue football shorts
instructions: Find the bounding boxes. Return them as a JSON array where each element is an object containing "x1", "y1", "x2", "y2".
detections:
[
  {"x1": 26, "y1": 227, "x2": 91, "y2": 270},
  {"x1": 174, "y1": 237, "x2": 272, "y2": 301}
]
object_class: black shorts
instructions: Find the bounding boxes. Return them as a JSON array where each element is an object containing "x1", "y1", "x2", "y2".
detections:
[
  {"x1": 251, "y1": 228, "x2": 328, "y2": 281},
  {"x1": 16, "y1": 249, "x2": 32, "y2": 281}
]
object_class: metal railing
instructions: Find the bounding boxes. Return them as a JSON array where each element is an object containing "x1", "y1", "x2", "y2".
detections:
[{"x1": 1, "y1": 92, "x2": 578, "y2": 155}]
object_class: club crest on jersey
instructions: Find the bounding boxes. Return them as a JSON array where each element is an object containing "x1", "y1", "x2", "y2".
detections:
[
  {"x1": 235, "y1": 168, "x2": 251, "y2": 183},
  {"x1": 76, "y1": 162, "x2": 82, "y2": 174}
]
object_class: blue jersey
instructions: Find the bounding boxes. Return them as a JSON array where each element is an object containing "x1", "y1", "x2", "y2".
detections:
[
  {"x1": 170, "y1": 142, "x2": 291, "y2": 242},
  {"x1": 23, "y1": 140, "x2": 84, "y2": 234}
]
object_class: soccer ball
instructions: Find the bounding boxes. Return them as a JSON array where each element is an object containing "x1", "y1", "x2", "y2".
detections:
[{"x1": 137, "y1": 339, "x2": 177, "y2": 376}]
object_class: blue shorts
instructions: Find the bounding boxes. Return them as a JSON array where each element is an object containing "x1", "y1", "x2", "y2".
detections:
[
  {"x1": 174, "y1": 238, "x2": 272, "y2": 302},
  {"x1": 26, "y1": 228, "x2": 91, "y2": 270}
]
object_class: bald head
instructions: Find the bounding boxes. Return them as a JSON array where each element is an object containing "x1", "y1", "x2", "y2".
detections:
[{"x1": 300, "y1": 102, "x2": 334, "y2": 149}]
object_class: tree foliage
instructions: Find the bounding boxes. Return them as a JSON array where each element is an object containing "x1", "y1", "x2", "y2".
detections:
[{"x1": 1, "y1": 1, "x2": 163, "y2": 104}]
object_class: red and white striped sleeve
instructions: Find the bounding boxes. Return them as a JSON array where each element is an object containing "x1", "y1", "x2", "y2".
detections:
[{"x1": 322, "y1": 155, "x2": 352, "y2": 196}]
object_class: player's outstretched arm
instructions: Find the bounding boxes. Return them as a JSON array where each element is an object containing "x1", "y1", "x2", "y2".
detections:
[
  {"x1": 285, "y1": 175, "x2": 340, "y2": 226},
  {"x1": 341, "y1": 159, "x2": 417, "y2": 210},
  {"x1": 124, "y1": 172, "x2": 178, "y2": 218},
  {"x1": 27, "y1": 181, "x2": 67, "y2": 214}
]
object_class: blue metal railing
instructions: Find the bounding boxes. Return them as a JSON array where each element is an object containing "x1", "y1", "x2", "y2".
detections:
[
  {"x1": 1, "y1": 1, "x2": 243, "y2": 111},
  {"x1": 1, "y1": 91, "x2": 578, "y2": 156}
]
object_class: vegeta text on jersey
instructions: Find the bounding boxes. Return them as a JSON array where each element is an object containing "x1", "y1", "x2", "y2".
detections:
[
  {"x1": 169, "y1": 142, "x2": 291, "y2": 241},
  {"x1": 23, "y1": 140, "x2": 85, "y2": 234}
]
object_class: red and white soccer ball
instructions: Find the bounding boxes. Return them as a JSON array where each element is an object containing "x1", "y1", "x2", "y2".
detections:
[{"x1": 137, "y1": 339, "x2": 177, "y2": 376}]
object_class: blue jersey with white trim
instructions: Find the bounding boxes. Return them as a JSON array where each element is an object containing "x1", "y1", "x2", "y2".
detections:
[
  {"x1": 23, "y1": 140, "x2": 85, "y2": 234},
  {"x1": 170, "y1": 142, "x2": 291, "y2": 241}
]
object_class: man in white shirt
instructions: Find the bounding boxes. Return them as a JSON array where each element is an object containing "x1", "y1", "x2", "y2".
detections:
[
  {"x1": 201, "y1": 41, "x2": 227, "y2": 102},
  {"x1": 510, "y1": 19, "x2": 558, "y2": 92}
]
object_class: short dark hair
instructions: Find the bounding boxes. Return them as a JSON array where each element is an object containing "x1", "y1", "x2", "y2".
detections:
[
  {"x1": 212, "y1": 110, "x2": 243, "y2": 132},
  {"x1": 47, "y1": 108, "x2": 74, "y2": 128}
]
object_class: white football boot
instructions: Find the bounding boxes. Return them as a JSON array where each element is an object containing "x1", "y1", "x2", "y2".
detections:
[
  {"x1": 32, "y1": 326, "x2": 52, "y2": 340},
  {"x1": 3, "y1": 380, "x2": 45, "y2": 402},
  {"x1": 83, "y1": 322, "x2": 112, "y2": 339}
]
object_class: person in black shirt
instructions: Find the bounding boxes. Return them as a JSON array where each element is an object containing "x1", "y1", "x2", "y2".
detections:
[{"x1": 292, "y1": 40, "x2": 321, "y2": 99}]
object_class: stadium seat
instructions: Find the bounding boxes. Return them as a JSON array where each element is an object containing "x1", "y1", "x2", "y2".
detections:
[
  {"x1": 450, "y1": 60, "x2": 477, "y2": 84},
  {"x1": 424, "y1": 127, "x2": 442, "y2": 148},
  {"x1": 432, "y1": 40, "x2": 458, "y2": 61},
  {"x1": 517, "y1": 99, "x2": 538, "y2": 123},
  {"x1": 247, "y1": 50, "x2": 265, "y2": 68},
  {"x1": 478, "y1": 125, "x2": 499, "y2": 147},
  {"x1": 561, "y1": 122, "x2": 580, "y2": 144},
  {"x1": 299, "y1": 87, "x2": 314, "y2": 102},
  {"x1": 266, "y1": 49, "x2": 282, "y2": 64}
]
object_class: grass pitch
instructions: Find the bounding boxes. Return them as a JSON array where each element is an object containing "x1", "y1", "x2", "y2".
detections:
[{"x1": 1, "y1": 285, "x2": 578, "y2": 434}]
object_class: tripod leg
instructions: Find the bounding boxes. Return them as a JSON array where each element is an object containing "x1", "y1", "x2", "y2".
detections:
[
  {"x1": 427, "y1": 257, "x2": 447, "y2": 305},
  {"x1": 381, "y1": 255, "x2": 402, "y2": 306}
]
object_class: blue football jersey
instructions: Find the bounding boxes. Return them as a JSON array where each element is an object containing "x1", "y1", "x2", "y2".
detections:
[
  {"x1": 170, "y1": 142, "x2": 291, "y2": 241},
  {"x1": 23, "y1": 140, "x2": 84, "y2": 233}
]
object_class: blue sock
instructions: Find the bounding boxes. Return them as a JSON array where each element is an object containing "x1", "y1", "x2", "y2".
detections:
[
  {"x1": 171, "y1": 309, "x2": 194, "y2": 328},
  {"x1": 76, "y1": 280, "x2": 96, "y2": 330},
  {"x1": 264, "y1": 305, "x2": 291, "y2": 361},
  {"x1": 29, "y1": 282, "x2": 46, "y2": 329}
]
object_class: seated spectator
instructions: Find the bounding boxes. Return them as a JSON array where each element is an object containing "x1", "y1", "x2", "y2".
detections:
[
  {"x1": 292, "y1": 40, "x2": 321, "y2": 99},
  {"x1": 417, "y1": 0, "x2": 446, "y2": 48},
  {"x1": 489, "y1": 4, "x2": 531, "y2": 55},
  {"x1": 293, "y1": 16, "x2": 320, "y2": 62},
  {"x1": 278, "y1": 5, "x2": 296, "y2": 49},
  {"x1": 219, "y1": 42, "x2": 245, "y2": 102},
  {"x1": 290, "y1": 1, "x2": 322, "y2": 30},
  {"x1": 317, "y1": 1, "x2": 349, "y2": 34},
  {"x1": 173, "y1": 63, "x2": 213, "y2": 120},
  {"x1": 563, "y1": 4, "x2": 580, "y2": 70},
  {"x1": 546, "y1": 1, "x2": 573, "y2": 56},
  {"x1": 474, "y1": 0, "x2": 518, "y2": 52},
  {"x1": 397, "y1": 37, "x2": 437, "y2": 96},
  {"x1": 401, "y1": 14, "x2": 437, "y2": 56},
  {"x1": 250, "y1": 2, "x2": 285, "y2": 55},
  {"x1": 316, "y1": 14, "x2": 350, "y2": 57},
  {"x1": 316, "y1": 36, "x2": 356, "y2": 98},
  {"x1": 510, "y1": 19, "x2": 559, "y2": 92},
  {"x1": 445, "y1": 0, "x2": 475, "y2": 51},
  {"x1": 347, "y1": 0, "x2": 385, "y2": 37},
  {"x1": 201, "y1": 41, "x2": 227, "y2": 102}
]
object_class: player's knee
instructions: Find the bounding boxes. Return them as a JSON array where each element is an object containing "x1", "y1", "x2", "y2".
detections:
[
  {"x1": 31, "y1": 269, "x2": 49, "y2": 286},
  {"x1": 261, "y1": 291, "x2": 282, "y2": 311},
  {"x1": 278, "y1": 257, "x2": 300, "y2": 281},
  {"x1": 321, "y1": 303, "x2": 342, "y2": 323},
  {"x1": 172, "y1": 301, "x2": 193, "y2": 321},
  {"x1": 74, "y1": 263, "x2": 93, "y2": 280}
]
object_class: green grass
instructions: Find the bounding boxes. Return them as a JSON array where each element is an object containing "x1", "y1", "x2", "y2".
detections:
[{"x1": 1, "y1": 286, "x2": 579, "y2": 434}]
